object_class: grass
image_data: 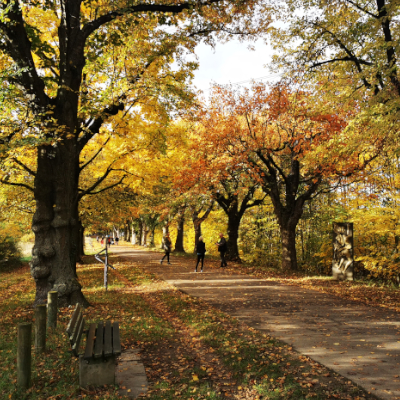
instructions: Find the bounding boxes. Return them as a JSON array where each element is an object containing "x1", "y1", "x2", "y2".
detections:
[{"x1": 0, "y1": 255, "x2": 378, "y2": 400}]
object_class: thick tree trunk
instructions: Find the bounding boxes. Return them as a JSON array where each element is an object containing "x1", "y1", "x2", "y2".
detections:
[
  {"x1": 174, "y1": 214, "x2": 185, "y2": 252},
  {"x1": 31, "y1": 142, "x2": 88, "y2": 307},
  {"x1": 226, "y1": 212, "x2": 241, "y2": 262},
  {"x1": 280, "y1": 223, "x2": 298, "y2": 271}
]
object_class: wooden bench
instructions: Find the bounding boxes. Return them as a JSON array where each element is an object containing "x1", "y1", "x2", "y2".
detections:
[{"x1": 66, "y1": 304, "x2": 121, "y2": 388}]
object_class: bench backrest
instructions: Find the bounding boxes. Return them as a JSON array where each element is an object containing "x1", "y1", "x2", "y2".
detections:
[{"x1": 66, "y1": 303, "x2": 85, "y2": 357}]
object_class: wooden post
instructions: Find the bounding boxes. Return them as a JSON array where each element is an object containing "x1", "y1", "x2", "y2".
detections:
[
  {"x1": 47, "y1": 291, "x2": 58, "y2": 329},
  {"x1": 35, "y1": 304, "x2": 46, "y2": 353},
  {"x1": 17, "y1": 323, "x2": 32, "y2": 390}
]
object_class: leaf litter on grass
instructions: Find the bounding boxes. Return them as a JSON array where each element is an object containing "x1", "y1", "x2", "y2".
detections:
[{"x1": 0, "y1": 255, "x2": 379, "y2": 400}]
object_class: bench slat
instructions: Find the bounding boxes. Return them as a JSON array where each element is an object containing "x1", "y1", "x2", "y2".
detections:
[
  {"x1": 93, "y1": 322, "x2": 104, "y2": 359},
  {"x1": 84, "y1": 323, "x2": 97, "y2": 360},
  {"x1": 112, "y1": 322, "x2": 121, "y2": 356},
  {"x1": 72, "y1": 316, "x2": 85, "y2": 357},
  {"x1": 66, "y1": 303, "x2": 81, "y2": 337},
  {"x1": 104, "y1": 321, "x2": 113, "y2": 357},
  {"x1": 71, "y1": 311, "x2": 83, "y2": 344}
]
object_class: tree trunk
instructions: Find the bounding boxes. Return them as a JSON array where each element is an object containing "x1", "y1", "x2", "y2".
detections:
[
  {"x1": 174, "y1": 214, "x2": 185, "y2": 252},
  {"x1": 77, "y1": 220, "x2": 85, "y2": 262},
  {"x1": 125, "y1": 220, "x2": 131, "y2": 242},
  {"x1": 226, "y1": 211, "x2": 241, "y2": 262},
  {"x1": 31, "y1": 142, "x2": 88, "y2": 307},
  {"x1": 280, "y1": 222, "x2": 298, "y2": 271},
  {"x1": 161, "y1": 222, "x2": 170, "y2": 249},
  {"x1": 149, "y1": 229, "x2": 156, "y2": 248},
  {"x1": 138, "y1": 220, "x2": 143, "y2": 245},
  {"x1": 142, "y1": 224, "x2": 148, "y2": 246},
  {"x1": 193, "y1": 221, "x2": 202, "y2": 253}
]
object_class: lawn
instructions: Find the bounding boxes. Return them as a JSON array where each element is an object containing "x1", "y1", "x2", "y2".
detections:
[{"x1": 0, "y1": 255, "x2": 378, "y2": 399}]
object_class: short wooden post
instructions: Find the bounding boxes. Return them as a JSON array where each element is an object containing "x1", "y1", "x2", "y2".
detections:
[
  {"x1": 35, "y1": 305, "x2": 46, "y2": 353},
  {"x1": 47, "y1": 291, "x2": 58, "y2": 329},
  {"x1": 17, "y1": 323, "x2": 32, "y2": 390}
]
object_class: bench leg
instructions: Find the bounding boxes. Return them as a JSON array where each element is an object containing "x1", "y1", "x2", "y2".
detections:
[{"x1": 79, "y1": 355, "x2": 116, "y2": 388}]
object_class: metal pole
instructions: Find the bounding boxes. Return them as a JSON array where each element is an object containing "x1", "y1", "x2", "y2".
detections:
[{"x1": 104, "y1": 244, "x2": 108, "y2": 291}]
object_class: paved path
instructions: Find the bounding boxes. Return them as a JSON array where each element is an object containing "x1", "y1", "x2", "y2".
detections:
[{"x1": 111, "y1": 245, "x2": 400, "y2": 400}]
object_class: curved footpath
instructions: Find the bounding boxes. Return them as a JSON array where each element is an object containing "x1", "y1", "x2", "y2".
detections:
[{"x1": 110, "y1": 245, "x2": 400, "y2": 400}]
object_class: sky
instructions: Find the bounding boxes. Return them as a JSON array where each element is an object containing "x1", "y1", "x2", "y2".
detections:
[{"x1": 190, "y1": 38, "x2": 282, "y2": 96}]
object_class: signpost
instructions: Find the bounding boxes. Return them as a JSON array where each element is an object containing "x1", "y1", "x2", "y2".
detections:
[{"x1": 95, "y1": 245, "x2": 116, "y2": 291}]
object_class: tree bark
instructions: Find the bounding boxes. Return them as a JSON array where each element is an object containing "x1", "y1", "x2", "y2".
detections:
[
  {"x1": 31, "y1": 141, "x2": 88, "y2": 307},
  {"x1": 77, "y1": 220, "x2": 85, "y2": 262},
  {"x1": 174, "y1": 213, "x2": 185, "y2": 252},
  {"x1": 149, "y1": 228, "x2": 156, "y2": 248},
  {"x1": 226, "y1": 210, "x2": 241, "y2": 261},
  {"x1": 280, "y1": 223, "x2": 298, "y2": 271}
]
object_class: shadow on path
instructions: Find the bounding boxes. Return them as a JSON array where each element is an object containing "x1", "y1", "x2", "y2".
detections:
[{"x1": 110, "y1": 245, "x2": 400, "y2": 400}]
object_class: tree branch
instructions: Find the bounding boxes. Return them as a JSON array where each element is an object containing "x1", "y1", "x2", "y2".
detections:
[
  {"x1": 78, "y1": 167, "x2": 116, "y2": 199},
  {"x1": 82, "y1": 175, "x2": 126, "y2": 196},
  {"x1": 0, "y1": 0, "x2": 50, "y2": 108},
  {"x1": 12, "y1": 157, "x2": 36, "y2": 176},
  {"x1": 81, "y1": 0, "x2": 222, "y2": 40},
  {"x1": 0, "y1": 179, "x2": 34, "y2": 192},
  {"x1": 79, "y1": 135, "x2": 111, "y2": 172},
  {"x1": 344, "y1": 0, "x2": 379, "y2": 18}
]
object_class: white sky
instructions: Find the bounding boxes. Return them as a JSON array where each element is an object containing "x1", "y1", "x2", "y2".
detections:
[{"x1": 191, "y1": 38, "x2": 282, "y2": 96}]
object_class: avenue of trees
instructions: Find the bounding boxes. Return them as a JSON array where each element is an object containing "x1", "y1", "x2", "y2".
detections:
[{"x1": 1, "y1": 0, "x2": 400, "y2": 305}]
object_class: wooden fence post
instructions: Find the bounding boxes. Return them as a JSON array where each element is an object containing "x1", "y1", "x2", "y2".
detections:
[
  {"x1": 47, "y1": 291, "x2": 58, "y2": 329},
  {"x1": 35, "y1": 304, "x2": 46, "y2": 353},
  {"x1": 17, "y1": 323, "x2": 32, "y2": 390}
]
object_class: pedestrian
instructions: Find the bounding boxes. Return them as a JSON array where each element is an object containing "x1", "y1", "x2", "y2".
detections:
[
  {"x1": 160, "y1": 233, "x2": 172, "y2": 264},
  {"x1": 216, "y1": 233, "x2": 228, "y2": 268},
  {"x1": 195, "y1": 236, "x2": 206, "y2": 272},
  {"x1": 115, "y1": 237, "x2": 119, "y2": 245},
  {"x1": 101, "y1": 238, "x2": 104, "y2": 246},
  {"x1": 107, "y1": 236, "x2": 111, "y2": 248}
]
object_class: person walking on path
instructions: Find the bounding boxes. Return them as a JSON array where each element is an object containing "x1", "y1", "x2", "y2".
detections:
[
  {"x1": 107, "y1": 236, "x2": 111, "y2": 248},
  {"x1": 216, "y1": 233, "x2": 228, "y2": 268},
  {"x1": 115, "y1": 237, "x2": 119, "y2": 245},
  {"x1": 160, "y1": 234, "x2": 172, "y2": 264},
  {"x1": 195, "y1": 237, "x2": 206, "y2": 272}
]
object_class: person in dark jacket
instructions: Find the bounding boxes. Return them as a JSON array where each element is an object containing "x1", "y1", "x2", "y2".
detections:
[
  {"x1": 216, "y1": 233, "x2": 228, "y2": 268},
  {"x1": 160, "y1": 233, "x2": 172, "y2": 264},
  {"x1": 195, "y1": 236, "x2": 206, "y2": 272}
]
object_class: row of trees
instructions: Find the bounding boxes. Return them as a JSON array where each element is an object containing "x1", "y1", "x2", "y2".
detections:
[{"x1": 2, "y1": 0, "x2": 400, "y2": 305}]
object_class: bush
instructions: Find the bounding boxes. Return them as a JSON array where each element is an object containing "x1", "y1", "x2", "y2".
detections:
[{"x1": 0, "y1": 235, "x2": 22, "y2": 272}]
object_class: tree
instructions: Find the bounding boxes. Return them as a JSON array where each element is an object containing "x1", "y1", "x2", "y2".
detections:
[
  {"x1": 175, "y1": 116, "x2": 267, "y2": 260},
  {"x1": 0, "y1": 0, "x2": 265, "y2": 305},
  {"x1": 197, "y1": 82, "x2": 379, "y2": 270},
  {"x1": 271, "y1": 0, "x2": 400, "y2": 128}
]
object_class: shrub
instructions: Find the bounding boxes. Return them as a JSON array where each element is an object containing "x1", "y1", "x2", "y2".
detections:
[{"x1": 0, "y1": 234, "x2": 22, "y2": 272}]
